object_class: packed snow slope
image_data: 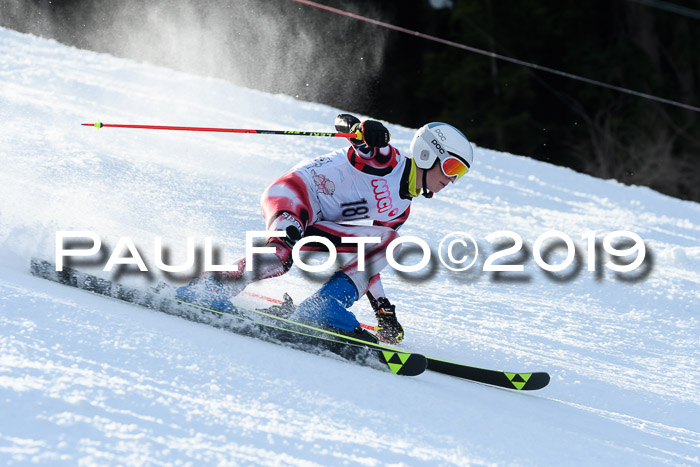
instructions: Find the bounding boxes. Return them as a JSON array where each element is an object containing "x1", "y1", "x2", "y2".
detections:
[{"x1": 1, "y1": 28, "x2": 699, "y2": 465}]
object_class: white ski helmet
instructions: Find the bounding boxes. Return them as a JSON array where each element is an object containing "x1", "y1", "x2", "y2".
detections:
[{"x1": 410, "y1": 122, "x2": 473, "y2": 181}]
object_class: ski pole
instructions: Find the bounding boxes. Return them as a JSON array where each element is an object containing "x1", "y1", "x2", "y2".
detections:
[{"x1": 81, "y1": 120, "x2": 360, "y2": 139}]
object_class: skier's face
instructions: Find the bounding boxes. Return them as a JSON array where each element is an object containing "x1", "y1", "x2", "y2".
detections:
[{"x1": 425, "y1": 164, "x2": 457, "y2": 194}]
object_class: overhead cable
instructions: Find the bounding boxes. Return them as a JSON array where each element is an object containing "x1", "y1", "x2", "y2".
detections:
[
  {"x1": 627, "y1": 0, "x2": 700, "y2": 21},
  {"x1": 291, "y1": 0, "x2": 700, "y2": 113}
]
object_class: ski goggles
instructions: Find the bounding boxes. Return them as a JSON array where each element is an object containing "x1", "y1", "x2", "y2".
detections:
[{"x1": 440, "y1": 154, "x2": 470, "y2": 181}]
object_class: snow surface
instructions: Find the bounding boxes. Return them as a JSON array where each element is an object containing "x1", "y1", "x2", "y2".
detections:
[{"x1": 1, "y1": 27, "x2": 699, "y2": 465}]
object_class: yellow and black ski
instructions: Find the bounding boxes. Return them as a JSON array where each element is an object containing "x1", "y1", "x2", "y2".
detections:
[
  {"x1": 30, "y1": 258, "x2": 550, "y2": 388},
  {"x1": 29, "y1": 259, "x2": 427, "y2": 377}
]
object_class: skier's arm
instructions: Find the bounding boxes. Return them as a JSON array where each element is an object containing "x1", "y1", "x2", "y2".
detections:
[
  {"x1": 366, "y1": 274, "x2": 386, "y2": 302},
  {"x1": 367, "y1": 206, "x2": 410, "y2": 298},
  {"x1": 372, "y1": 206, "x2": 411, "y2": 231},
  {"x1": 364, "y1": 206, "x2": 411, "y2": 343}
]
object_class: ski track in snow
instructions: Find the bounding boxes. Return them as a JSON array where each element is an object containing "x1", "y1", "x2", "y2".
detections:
[{"x1": 1, "y1": 28, "x2": 699, "y2": 465}]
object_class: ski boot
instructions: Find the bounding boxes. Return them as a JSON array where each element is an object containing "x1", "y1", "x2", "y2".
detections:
[
  {"x1": 337, "y1": 325, "x2": 379, "y2": 344},
  {"x1": 257, "y1": 293, "x2": 297, "y2": 318},
  {"x1": 175, "y1": 274, "x2": 240, "y2": 312},
  {"x1": 294, "y1": 272, "x2": 364, "y2": 333}
]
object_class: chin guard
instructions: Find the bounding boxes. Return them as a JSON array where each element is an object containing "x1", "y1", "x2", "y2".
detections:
[{"x1": 421, "y1": 165, "x2": 434, "y2": 198}]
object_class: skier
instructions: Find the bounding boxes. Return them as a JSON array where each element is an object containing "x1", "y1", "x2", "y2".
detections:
[{"x1": 177, "y1": 114, "x2": 473, "y2": 344}]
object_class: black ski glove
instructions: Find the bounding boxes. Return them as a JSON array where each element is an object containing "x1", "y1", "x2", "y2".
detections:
[
  {"x1": 352, "y1": 120, "x2": 390, "y2": 148},
  {"x1": 372, "y1": 297, "x2": 404, "y2": 344}
]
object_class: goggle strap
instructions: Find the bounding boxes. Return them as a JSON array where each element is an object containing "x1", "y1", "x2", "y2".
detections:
[{"x1": 447, "y1": 151, "x2": 470, "y2": 169}]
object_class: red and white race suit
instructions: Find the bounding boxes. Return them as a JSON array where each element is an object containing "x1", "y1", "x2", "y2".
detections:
[
  {"x1": 225, "y1": 141, "x2": 415, "y2": 300},
  {"x1": 290, "y1": 146, "x2": 412, "y2": 225}
]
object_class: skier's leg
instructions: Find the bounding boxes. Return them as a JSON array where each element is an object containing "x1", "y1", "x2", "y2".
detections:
[
  {"x1": 293, "y1": 222, "x2": 399, "y2": 332},
  {"x1": 177, "y1": 171, "x2": 318, "y2": 308},
  {"x1": 305, "y1": 222, "x2": 399, "y2": 296},
  {"x1": 222, "y1": 170, "x2": 319, "y2": 282}
]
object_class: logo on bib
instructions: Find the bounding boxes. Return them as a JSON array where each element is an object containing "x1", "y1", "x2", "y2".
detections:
[
  {"x1": 312, "y1": 169, "x2": 335, "y2": 195},
  {"x1": 371, "y1": 179, "x2": 397, "y2": 216}
]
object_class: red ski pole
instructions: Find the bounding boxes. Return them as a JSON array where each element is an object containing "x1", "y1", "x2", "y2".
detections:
[{"x1": 82, "y1": 120, "x2": 359, "y2": 139}]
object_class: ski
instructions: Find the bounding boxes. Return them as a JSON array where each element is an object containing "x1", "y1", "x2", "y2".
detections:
[
  {"x1": 193, "y1": 292, "x2": 551, "y2": 391},
  {"x1": 425, "y1": 358, "x2": 550, "y2": 391},
  {"x1": 30, "y1": 258, "x2": 550, "y2": 389},
  {"x1": 240, "y1": 293, "x2": 550, "y2": 390},
  {"x1": 29, "y1": 259, "x2": 426, "y2": 377}
]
